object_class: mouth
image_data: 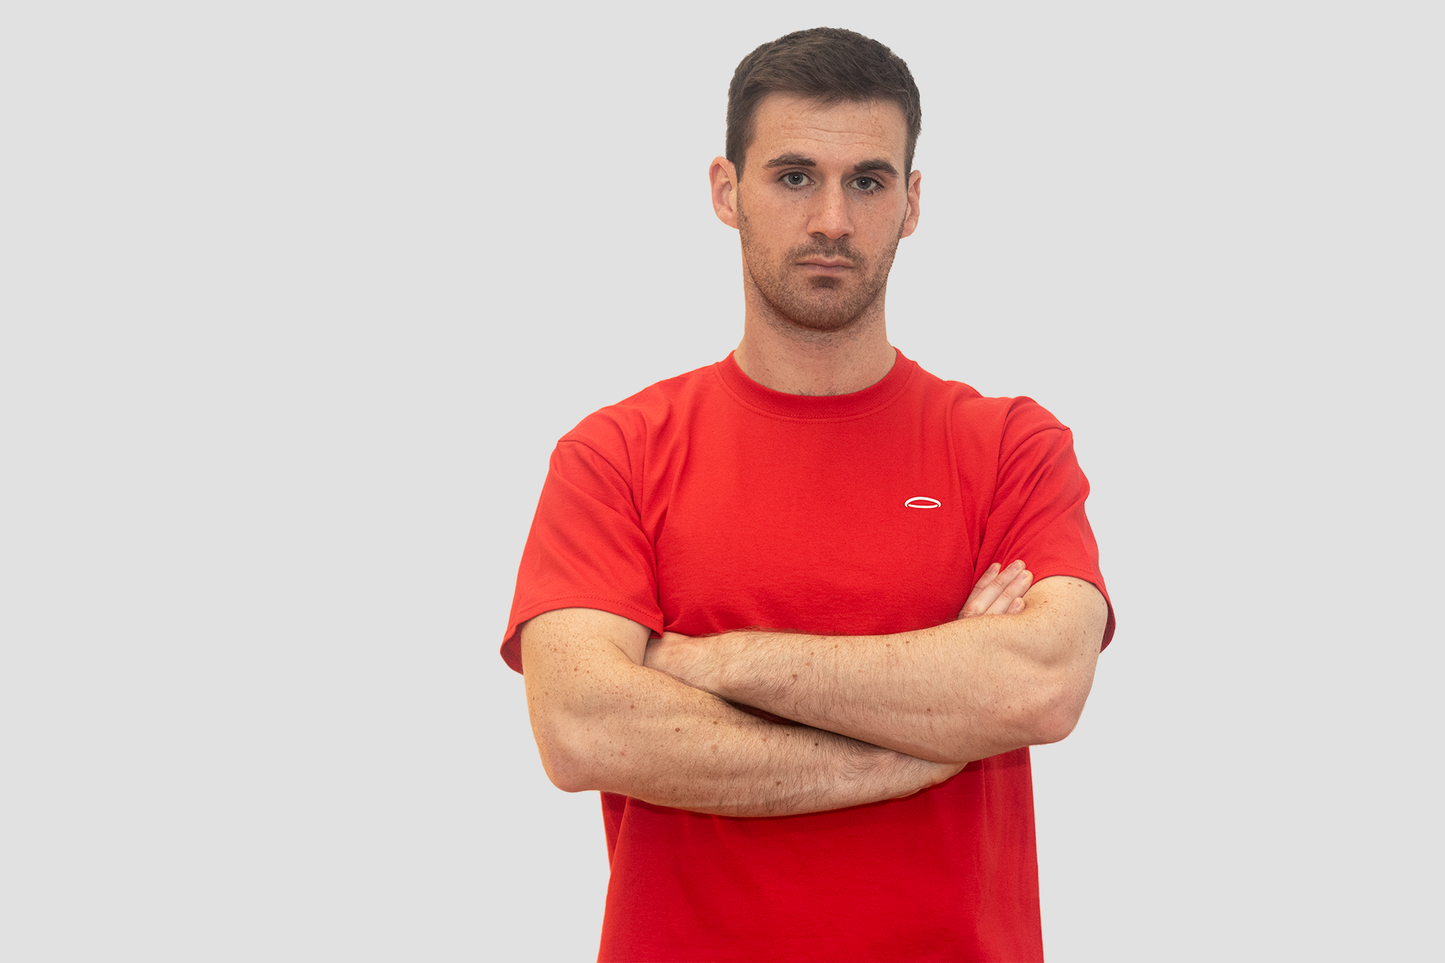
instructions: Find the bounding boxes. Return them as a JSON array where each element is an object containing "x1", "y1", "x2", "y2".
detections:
[{"x1": 797, "y1": 259, "x2": 854, "y2": 275}]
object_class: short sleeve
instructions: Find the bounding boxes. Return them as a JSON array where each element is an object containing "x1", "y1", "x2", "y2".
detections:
[
  {"x1": 500, "y1": 439, "x2": 665, "y2": 673},
  {"x1": 978, "y1": 399, "x2": 1116, "y2": 648}
]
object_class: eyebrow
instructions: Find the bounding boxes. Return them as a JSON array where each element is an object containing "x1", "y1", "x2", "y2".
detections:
[
  {"x1": 762, "y1": 153, "x2": 900, "y2": 177},
  {"x1": 850, "y1": 158, "x2": 899, "y2": 176},
  {"x1": 763, "y1": 153, "x2": 819, "y2": 170}
]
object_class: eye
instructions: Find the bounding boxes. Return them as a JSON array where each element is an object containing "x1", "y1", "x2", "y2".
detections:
[
  {"x1": 852, "y1": 176, "x2": 881, "y2": 192},
  {"x1": 781, "y1": 171, "x2": 811, "y2": 188}
]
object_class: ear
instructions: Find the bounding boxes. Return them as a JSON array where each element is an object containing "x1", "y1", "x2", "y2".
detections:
[
  {"x1": 710, "y1": 157, "x2": 740, "y2": 229},
  {"x1": 900, "y1": 169, "x2": 921, "y2": 239}
]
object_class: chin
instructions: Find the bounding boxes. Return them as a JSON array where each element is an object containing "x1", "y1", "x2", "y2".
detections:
[{"x1": 782, "y1": 308, "x2": 865, "y2": 334}]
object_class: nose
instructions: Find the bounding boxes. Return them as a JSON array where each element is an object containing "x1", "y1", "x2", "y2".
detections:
[{"x1": 807, "y1": 182, "x2": 853, "y2": 240}]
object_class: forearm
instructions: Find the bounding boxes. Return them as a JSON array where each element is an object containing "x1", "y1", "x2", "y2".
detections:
[
  {"x1": 652, "y1": 577, "x2": 1108, "y2": 764},
  {"x1": 695, "y1": 619, "x2": 1043, "y2": 764},
  {"x1": 521, "y1": 611, "x2": 960, "y2": 817}
]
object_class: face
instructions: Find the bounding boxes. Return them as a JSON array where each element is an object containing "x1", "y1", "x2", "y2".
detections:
[{"x1": 712, "y1": 94, "x2": 921, "y2": 335}]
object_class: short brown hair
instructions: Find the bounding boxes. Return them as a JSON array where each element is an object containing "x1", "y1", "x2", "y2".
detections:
[{"x1": 726, "y1": 27, "x2": 922, "y2": 180}]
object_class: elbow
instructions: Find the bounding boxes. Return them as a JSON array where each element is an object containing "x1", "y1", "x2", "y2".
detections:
[
  {"x1": 1021, "y1": 670, "x2": 1094, "y2": 746},
  {"x1": 1027, "y1": 691, "x2": 1086, "y2": 745},
  {"x1": 536, "y1": 736, "x2": 593, "y2": 794},
  {"x1": 928, "y1": 687, "x2": 1084, "y2": 763},
  {"x1": 965, "y1": 661, "x2": 1093, "y2": 754},
  {"x1": 1007, "y1": 575, "x2": 1107, "y2": 746},
  {"x1": 528, "y1": 710, "x2": 605, "y2": 794}
]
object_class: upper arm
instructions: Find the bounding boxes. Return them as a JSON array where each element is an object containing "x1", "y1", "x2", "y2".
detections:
[
  {"x1": 518, "y1": 608, "x2": 653, "y2": 790},
  {"x1": 1015, "y1": 576, "x2": 1109, "y2": 742},
  {"x1": 519, "y1": 609, "x2": 653, "y2": 715},
  {"x1": 975, "y1": 399, "x2": 1114, "y2": 648},
  {"x1": 520, "y1": 607, "x2": 653, "y2": 672},
  {"x1": 500, "y1": 436, "x2": 665, "y2": 674},
  {"x1": 1024, "y1": 576, "x2": 1109, "y2": 657}
]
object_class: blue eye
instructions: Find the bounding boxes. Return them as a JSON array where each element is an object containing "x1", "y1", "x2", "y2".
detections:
[
  {"x1": 853, "y1": 177, "x2": 879, "y2": 192},
  {"x1": 782, "y1": 172, "x2": 809, "y2": 187}
]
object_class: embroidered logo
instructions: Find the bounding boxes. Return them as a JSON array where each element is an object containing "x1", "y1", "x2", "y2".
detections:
[{"x1": 904, "y1": 496, "x2": 941, "y2": 509}]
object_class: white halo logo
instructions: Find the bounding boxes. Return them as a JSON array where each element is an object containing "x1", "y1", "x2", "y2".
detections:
[{"x1": 904, "y1": 496, "x2": 941, "y2": 509}]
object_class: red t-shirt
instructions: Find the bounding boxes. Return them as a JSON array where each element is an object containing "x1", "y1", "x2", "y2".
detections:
[{"x1": 503, "y1": 350, "x2": 1113, "y2": 962}]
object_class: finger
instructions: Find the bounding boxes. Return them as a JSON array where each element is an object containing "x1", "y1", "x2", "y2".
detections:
[
  {"x1": 959, "y1": 560, "x2": 1026, "y2": 618},
  {"x1": 958, "y1": 562, "x2": 1002, "y2": 618},
  {"x1": 990, "y1": 568, "x2": 1033, "y2": 616}
]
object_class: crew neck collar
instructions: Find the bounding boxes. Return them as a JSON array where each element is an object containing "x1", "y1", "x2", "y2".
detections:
[{"x1": 715, "y1": 348, "x2": 916, "y2": 420}]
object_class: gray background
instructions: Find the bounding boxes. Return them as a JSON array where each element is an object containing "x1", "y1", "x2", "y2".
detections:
[{"x1": 3, "y1": 2, "x2": 1439, "y2": 960}]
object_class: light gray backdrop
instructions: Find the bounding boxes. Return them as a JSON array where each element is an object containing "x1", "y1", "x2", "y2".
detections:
[{"x1": 3, "y1": 2, "x2": 1439, "y2": 960}]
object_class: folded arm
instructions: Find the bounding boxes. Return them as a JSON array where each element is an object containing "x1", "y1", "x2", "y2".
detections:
[
  {"x1": 646, "y1": 567, "x2": 1109, "y2": 764},
  {"x1": 519, "y1": 607, "x2": 965, "y2": 817}
]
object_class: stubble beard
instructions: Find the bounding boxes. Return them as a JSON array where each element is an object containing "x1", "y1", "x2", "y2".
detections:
[{"x1": 738, "y1": 209, "x2": 904, "y2": 337}]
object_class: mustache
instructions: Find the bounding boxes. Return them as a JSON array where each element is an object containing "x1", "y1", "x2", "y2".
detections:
[{"x1": 790, "y1": 240, "x2": 862, "y2": 264}]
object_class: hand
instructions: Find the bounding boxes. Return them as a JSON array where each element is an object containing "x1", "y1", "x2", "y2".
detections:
[
  {"x1": 958, "y1": 560, "x2": 1032, "y2": 619},
  {"x1": 645, "y1": 631, "x2": 707, "y2": 687}
]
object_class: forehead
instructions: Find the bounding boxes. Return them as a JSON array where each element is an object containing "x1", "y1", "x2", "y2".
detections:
[{"x1": 747, "y1": 93, "x2": 908, "y2": 168}]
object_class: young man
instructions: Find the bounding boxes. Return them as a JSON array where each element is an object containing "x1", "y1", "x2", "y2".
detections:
[{"x1": 502, "y1": 27, "x2": 1113, "y2": 962}]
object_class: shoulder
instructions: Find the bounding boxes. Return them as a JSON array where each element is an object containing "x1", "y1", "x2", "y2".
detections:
[
  {"x1": 558, "y1": 362, "x2": 724, "y2": 462},
  {"x1": 905, "y1": 357, "x2": 1070, "y2": 448}
]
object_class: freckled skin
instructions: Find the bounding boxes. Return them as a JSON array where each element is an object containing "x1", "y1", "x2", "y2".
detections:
[{"x1": 643, "y1": 569, "x2": 1107, "y2": 766}]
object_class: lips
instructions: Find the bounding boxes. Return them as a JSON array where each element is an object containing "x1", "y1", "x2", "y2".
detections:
[{"x1": 798, "y1": 259, "x2": 854, "y2": 274}]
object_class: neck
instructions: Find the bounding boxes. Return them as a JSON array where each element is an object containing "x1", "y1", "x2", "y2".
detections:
[{"x1": 734, "y1": 296, "x2": 896, "y2": 397}]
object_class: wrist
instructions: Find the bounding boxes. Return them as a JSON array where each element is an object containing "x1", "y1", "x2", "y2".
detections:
[
  {"x1": 651, "y1": 631, "x2": 736, "y2": 699},
  {"x1": 703, "y1": 630, "x2": 746, "y2": 700},
  {"x1": 717, "y1": 628, "x2": 803, "y2": 708}
]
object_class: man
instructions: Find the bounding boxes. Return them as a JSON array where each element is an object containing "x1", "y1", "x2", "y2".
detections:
[{"x1": 502, "y1": 27, "x2": 1113, "y2": 962}]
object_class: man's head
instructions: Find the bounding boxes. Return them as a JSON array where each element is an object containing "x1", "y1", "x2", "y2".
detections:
[
  {"x1": 726, "y1": 27, "x2": 922, "y2": 182},
  {"x1": 711, "y1": 29, "x2": 923, "y2": 340}
]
